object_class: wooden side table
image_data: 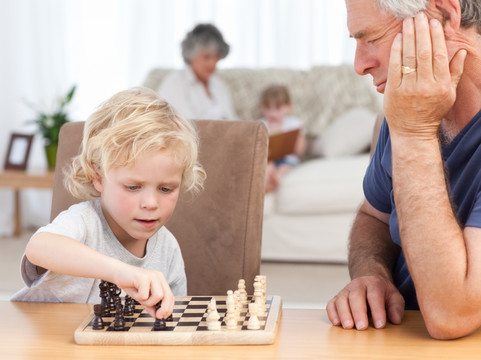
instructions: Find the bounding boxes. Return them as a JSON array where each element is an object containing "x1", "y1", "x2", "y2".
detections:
[{"x1": 0, "y1": 170, "x2": 55, "y2": 236}]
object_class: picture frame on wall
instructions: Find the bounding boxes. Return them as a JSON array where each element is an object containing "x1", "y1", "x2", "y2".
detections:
[{"x1": 3, "y1": 133, "x2": 34, "y2": 171}]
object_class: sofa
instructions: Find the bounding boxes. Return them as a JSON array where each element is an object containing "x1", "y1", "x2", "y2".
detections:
[{"x1": 143, "y1": 65, "x2": 382, "y2": 263}]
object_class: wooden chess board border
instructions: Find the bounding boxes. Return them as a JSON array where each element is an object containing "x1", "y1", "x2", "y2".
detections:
[{"x1": 74, "y1": 295, "x2": 282, "y2": 345}]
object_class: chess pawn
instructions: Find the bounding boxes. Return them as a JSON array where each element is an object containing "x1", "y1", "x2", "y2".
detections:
[
  {"x1": 206, "y1": 298, "x2": 221, "y2": 331},
  {"x1": 153, "y1": 301, "x2": 166, "y2": 331},
  {"x1": 226, "y1": 290, "x2": 235, "y2": 308},
  {"x1": 247, "y1": 303, "x2": 260, "y2": 330},
  {"x1": 224, "y1": 312, "x2": 237, "y2": 330},
  {"x1": 92, "y1": 304, "x2": 104, "y2": 330},
  {"x1": 123, "y1": 295, "x2": 134, "y2": 316},
  {"x1": 113, "y1": 303, "x2": 125, "y2": 331}
]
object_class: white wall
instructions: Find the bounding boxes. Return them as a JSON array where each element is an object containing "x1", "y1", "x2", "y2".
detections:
[{"x1": 0, "y1": 0, "x2": 357, "y2": 235}]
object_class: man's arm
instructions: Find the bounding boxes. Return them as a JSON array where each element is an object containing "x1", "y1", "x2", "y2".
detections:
[
  {"x1": 327, "y1": 200, "x2": 405, "y2": 330},
  {"x1": 384, "y1": 13, "x2": 479, "y2": 339}
]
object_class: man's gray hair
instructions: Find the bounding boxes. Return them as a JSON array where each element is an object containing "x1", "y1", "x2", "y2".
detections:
[
  {"x1": 181, "y1": 24, "x2": 230, "y2": 64},
  {"x1": 377, "y1": 0, "x2": 481, "y2": 33}
]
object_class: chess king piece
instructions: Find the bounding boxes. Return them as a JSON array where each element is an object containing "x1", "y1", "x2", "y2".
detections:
[
  {"x1": 92, "y1": 304, "x2": 104, "y2": 330},
  {"x1": 98, "y1": 280, "x2": 111, "y2": 317},
  {"x1": 254, "y1": 278, "x2": 266, "y2": 314},
  {"x1": 108, "y1": 282, "x2": 117, "y2": 312},
  {"x1": 247, "y1": 303, "x2": 260, "y2": 330},
  {"x1": 206, "y1": 298, "x2": 221, "y2": 331}
]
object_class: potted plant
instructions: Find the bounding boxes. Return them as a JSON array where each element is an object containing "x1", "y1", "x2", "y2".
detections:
[{"x1": 28, "y1": 85, "x2": 76, "y2": 170}]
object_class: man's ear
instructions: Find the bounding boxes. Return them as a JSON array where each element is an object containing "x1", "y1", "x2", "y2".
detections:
[
  {"x1": 92, "y1": 170, "x2": 103, "y2": 193},
  {"x1": 431, "y1": 0, "x2": 461, "y2": 32}
]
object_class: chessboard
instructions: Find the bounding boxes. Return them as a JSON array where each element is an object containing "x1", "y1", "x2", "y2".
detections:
[{"x1": 74, "y1": 295, "x2": 282, "y2": 345}]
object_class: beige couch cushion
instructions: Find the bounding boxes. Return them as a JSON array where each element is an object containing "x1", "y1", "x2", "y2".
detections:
[
  {"x1": 275, "y1": 154, "x2": 370, "y2": 215},
  {"x1": 312, "y1": 107, "x2": 377, "y2": 157}
]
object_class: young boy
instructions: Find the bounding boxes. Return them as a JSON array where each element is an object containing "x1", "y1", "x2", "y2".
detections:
[
  {"x1": 11, "y1": 87, "x2": 206, "y2": 320},
  {"x1": 258, "y1": 85, "x2": 306, "y2": 193}
]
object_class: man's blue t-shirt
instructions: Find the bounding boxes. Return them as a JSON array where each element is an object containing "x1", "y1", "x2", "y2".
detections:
[{"x1": 363, "y1": 109, "x2": 481, "y2": 309}]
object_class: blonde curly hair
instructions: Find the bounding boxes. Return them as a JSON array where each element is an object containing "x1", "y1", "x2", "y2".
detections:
[{"x1": 65, "y1": 87, "x2": 206, "y2": 200}]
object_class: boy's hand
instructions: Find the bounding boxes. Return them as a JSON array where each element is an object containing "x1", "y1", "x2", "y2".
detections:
[{"x1": 115, "y1": 266, "x2": 175, "y2": 319}]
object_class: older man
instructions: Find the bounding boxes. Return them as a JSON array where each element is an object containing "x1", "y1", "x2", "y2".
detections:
[{"x1": 327, "y1": 0, "x2": 481, "y2": 339}]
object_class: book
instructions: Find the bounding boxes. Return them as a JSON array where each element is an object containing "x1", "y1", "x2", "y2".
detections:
[{"x1": 268, "y1": 128, "x2": 300, "y2": 161}]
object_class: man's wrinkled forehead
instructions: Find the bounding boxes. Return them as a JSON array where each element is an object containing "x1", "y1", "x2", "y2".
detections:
[{"x1": 347, "y1": 0, "x2": 399, "y2": 37}]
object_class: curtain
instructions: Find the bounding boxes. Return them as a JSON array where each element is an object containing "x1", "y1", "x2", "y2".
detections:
[{"x1": 0, "y1": 0, "x2": 356, "y2": 235}]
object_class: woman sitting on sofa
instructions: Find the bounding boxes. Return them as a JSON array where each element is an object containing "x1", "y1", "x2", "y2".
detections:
[{"x1": 157, "y1": 23, "x2": 237, "y2": 121}]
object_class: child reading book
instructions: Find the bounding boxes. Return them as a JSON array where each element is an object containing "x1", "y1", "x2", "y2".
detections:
[{"x1": 258, "y1": 85, "x2": 306, "y2": 193}]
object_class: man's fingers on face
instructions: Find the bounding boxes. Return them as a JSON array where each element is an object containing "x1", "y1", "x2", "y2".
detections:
[
  {"x1": 402, "y1": 17, "x2": 417, "y2": 71},
  {"x1": 414, "y1": 12, "x2": 433, "y2": 79}
]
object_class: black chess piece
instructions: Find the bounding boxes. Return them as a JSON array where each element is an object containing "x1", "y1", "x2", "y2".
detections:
[
  {"x1": 152, "y1": 301, "x2": 166, "y2": 331},
  {"x1": 92, "y1": 304, "x2": 104, "y2": 330},
  {"x1": 99, "y1": 280, "x2": 110, "y2": 317},
  {"x1": 113, "y1": 303, "x2": 125, "y2": 331},
  {"x1": 153, "y1": 318, "x2": 166, "y2": 331},
  {"x1": 108, "y1": 282, "x2": 116, "y2": 312},
  {"x1": 123, "y1": 295, "x2": 134, "y2": 317}
]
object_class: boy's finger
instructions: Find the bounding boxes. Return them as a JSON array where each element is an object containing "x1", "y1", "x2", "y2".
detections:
[
  {"x1": 156, "y1": 290, "x2": 175, "y2": 319},
  {"x1": 143, "y1": 304, "x2": 157, "y2": 318}
]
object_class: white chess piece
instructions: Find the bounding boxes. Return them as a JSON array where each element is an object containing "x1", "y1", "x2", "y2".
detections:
[
  {"x1": 238, "y1": 279, "x2": 248, "y2": 304},
  {"x1": 206, "y1": 298, "x2": 221, "y2": 331},
  {"x1": 224, "y1": 290, "x2": 238, "y2": 330},
  {"x1": 247, "y1": 303, "x2": 260, "y2": 330},
  {"x1": 254, "y1": 280, "x2": 265, "y2": 315},
  {"x1": 226, "y1": 290, "x2": 235, "y2": 308},
  {"x1": 259, "y1": 275, "x2": 267, "y2": 312},
  {"x1": 234, "y1": 290, "x2": 242, "y2": 321}
]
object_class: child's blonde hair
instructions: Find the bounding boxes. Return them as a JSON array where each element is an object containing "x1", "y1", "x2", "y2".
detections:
[
  {"x1": 65, "y1": 87, "x2": 206, "y2": 199},
  {"x1": 260, "y1": 85, "x2": 291, "y2": 108}
]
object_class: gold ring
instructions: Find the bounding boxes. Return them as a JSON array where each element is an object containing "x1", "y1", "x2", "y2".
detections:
[{"x1": 401, "y1": 65, "x2": 416, "y2": 74}]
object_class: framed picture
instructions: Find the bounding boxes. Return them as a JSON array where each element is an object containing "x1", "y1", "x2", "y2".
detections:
[{"x1": 4, "y1": 133, "x2": 34, "y2": 171}]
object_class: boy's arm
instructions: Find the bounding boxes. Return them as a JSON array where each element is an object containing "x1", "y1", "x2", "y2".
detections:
[{"x1": 25, "y1": 232, "x2": 174, "y2": 319}]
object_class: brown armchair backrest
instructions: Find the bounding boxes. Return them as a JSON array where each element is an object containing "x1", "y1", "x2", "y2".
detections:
[{"x1": 51, "y1": 120, "x2": 268, "y2": 295}]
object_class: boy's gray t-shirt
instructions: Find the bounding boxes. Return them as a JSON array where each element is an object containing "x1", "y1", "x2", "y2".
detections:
[{"x1": 11, "y1": 200, "x2": 187, "y2": 303}]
